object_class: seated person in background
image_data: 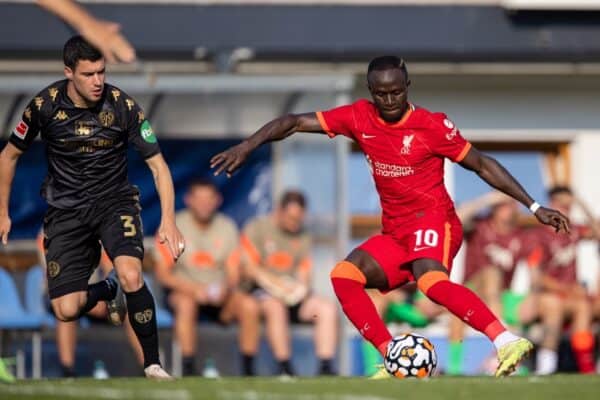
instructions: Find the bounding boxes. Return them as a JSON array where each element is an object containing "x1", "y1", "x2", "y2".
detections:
[
  {"x1": 241, "y1": 190, "x2": 338, "y2": 376},
  {"x1": 154, "y1": 178, "x2": 260, "y2": 376},
  {"x1": 528, "y1": 186, "x2": 599, "y2": 375},
  {"x1": 36, "y1": 232, "x2": 142, "y2": 377}
]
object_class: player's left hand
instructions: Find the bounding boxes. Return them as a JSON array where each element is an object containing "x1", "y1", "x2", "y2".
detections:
[
  {"x1": 157, "y1": 220, "x2": 185, "y2": 261},
  {"x1": 534, "y1": 206, "x2": 570, "y2": 233}
]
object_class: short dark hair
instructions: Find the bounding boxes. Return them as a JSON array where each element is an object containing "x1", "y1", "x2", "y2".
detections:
[
  {"x1": 187, "y1": 177, "x2": 219, "y2": 193},
  {"x1": 547, "y1": 185, "x2": 572, "y2": 198},
  {"x1": 279, "y1": 190, "x2": 307, "y2": 209},
  {"x1": 367, "y1": 56, "x2": 408, "y2": 80},
  {"x1": 63, "y1": 35, "x2": 102, "y2": 70}
]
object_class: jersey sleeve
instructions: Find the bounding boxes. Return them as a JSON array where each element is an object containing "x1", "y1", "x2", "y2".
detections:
[
  {"x1": 428, "y1": 113, "x2": 472, "y2": 162},
  {"x1": 315, "y1": 104, "x2": 357, "y2": 139},
  {"x1": 124, "y1": 96, "x2": 161, "y2": 160},
  {"x1": 8, "y1": 95, "x2": 47, "y2": 152}
]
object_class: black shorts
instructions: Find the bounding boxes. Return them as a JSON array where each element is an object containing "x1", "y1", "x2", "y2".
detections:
[{"x1": 43, "y1": 187, "x2": 144, "y2": 299}]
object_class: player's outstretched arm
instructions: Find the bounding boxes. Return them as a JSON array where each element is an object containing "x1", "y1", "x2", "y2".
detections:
[
  {"x1": 37, "y1": 0, "x2": 136, "y2": 64},
  {"x1": 459, "y1": 146, "x2": 570, "y2": 233},
  {"x1": 0, "y1": 143, "x2": 24, "y2": 245},
  {"x1": 145, "y1": 153, "x2": 185, "y2": 260},
  {"x1": 211, "y1": 113, "x2": 324, "y2": 177}
]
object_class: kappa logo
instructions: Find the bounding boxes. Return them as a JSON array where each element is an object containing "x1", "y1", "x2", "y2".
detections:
[
  {"x1": 400, "y1": 134, "x2": 414, "y2": 154},
  {"x1": 362, "y1": 133, "x2": 376, "y2": 139},
  {"x1": 54, "y1": 110, "x2": 68, "y2": 121},
  {"x1": 443, "y1": 118, "x2": 454, "y2": 129}
]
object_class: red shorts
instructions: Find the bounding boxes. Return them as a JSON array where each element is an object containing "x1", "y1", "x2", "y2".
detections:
[{"x1": 358, "y1": 212, "x2": 463, "y2": 289}]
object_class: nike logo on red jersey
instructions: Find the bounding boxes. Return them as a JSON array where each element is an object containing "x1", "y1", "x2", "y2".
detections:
[
  {"x1": 362, "y1": 133, "x2": 376, "y2": 139},
  {"x1": 414, "y1": 246, "x2": 434, "y2": 252}
]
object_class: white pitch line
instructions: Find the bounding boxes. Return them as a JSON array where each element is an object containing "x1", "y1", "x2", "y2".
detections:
[
  {"x1": 217, "y1": 390, "x2": 395, "y2": 400},
  {"x1": 0, "y1": 384, "x2": 191, "y2": 400}
]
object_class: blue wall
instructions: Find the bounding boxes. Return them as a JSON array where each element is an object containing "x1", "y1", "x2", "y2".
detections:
[{"x1": 4, "y1": 139, "x2": 272, "y2": 239}]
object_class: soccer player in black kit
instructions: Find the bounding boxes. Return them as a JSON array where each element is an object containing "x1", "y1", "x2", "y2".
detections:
[{"x1": 0, "y1": 36, "x2": 184, "y2": 379}]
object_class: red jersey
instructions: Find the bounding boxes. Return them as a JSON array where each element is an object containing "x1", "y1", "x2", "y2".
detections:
[
  {"x1": 529, "y1": 225, "x2": 585, "y2": 284},
  {"x1": 464, "y1": 219, "x2": 530, "y2": 288},
  {"x1": 317, "y1": 100, "x2": 471, "y2": 234}
]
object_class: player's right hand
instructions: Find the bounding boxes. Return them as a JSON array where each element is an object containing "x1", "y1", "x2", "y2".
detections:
[
  {"x1": 0, "y1": 214, "x2": 11, "y2": 245},
  {"x1": 534, "y1": 206, "x2": 570, "y2": 234},
  {"x1": 210, "y1": 141, "x2": 252, "y2": 177}
]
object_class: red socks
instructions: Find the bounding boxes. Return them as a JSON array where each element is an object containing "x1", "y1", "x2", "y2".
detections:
[
  {"x1": 330, "y1": 261, "x2": 392, "y2": 355},
  {"x1": 418, "y1": 271, "x2": 506, "y2": 341},
  {"x1": 330, "y1": 263, "x2": 509, "y2": 357},
  {"x1": 571, "y1": 331, "x2": 596, "y2": 374}
]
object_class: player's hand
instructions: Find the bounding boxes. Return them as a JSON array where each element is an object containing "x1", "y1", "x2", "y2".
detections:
[
  {"x1": 0, "y1": 214, "x2": 11, "y2": 245},
  {"x1": 210, "y1": 141, "x2": 252, "y2": 178},
  {"x1": 534, "y1": 206, "x2": 570, "y2": 234},
  {"x1": 80, "y1": 19, "x2": 136, "y2": 64},
  {"x1": 157, "y1": 220, "x2": 185, "y2": 261}
]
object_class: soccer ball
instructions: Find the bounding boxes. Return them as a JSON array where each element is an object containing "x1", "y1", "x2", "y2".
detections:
[{"x1": 384, "y1": 333, "x2": 437, "y2": 378}]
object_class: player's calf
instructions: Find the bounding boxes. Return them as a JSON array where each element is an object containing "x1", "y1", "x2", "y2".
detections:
[{"x1": 330, "y1": 260, "x2": 392, "y2": 355}]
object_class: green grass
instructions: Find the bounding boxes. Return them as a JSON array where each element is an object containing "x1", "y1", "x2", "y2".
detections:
[{"x1": 1, "y1": 375, "x2": 599, "y2": 400}]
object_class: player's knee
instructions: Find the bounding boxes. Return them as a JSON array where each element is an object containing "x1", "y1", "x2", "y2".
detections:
[
  {"x1": 416, "y1": 270, "x2": 449, "y2": 296},
  {"x1": 330, "y1": 261, "x2": 366, "y2": 286},
  {"x1": 118, "y1": 269, "x2": 143, "y2": 293},
  {"x1": 53, "y1": 302, "x2": 81, "y2": 322}
]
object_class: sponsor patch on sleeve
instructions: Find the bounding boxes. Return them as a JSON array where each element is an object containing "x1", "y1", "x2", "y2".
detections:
[
  {"x1": 13, "y1": 120, "x2": 29, "y2": 140},
  {"x1": 140, "y1": 120, "x2": 157, "y2": 144}
]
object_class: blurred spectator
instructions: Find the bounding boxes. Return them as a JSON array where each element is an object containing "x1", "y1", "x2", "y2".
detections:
[
  {"x1": 240, "y1": 190, "x2": 338, "y2": 376},
  {"x1": 37, "y1": 0, "x2": 136, "y2": 64},
  {"x1": 154, "y1": 178, "x2": 259, "y2": 376},
  {"x1": 36, "y1": 232, "x2": 143, "y2": 377},
  {"x1": 528, "y1": 186, "x2": 600, "y2": 374}
]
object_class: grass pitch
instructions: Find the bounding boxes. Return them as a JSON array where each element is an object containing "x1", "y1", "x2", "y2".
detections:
[{"x1": 1, "y1": 375, "x2": 599, "y2": 400}]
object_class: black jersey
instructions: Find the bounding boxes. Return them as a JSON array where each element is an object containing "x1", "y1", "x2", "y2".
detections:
[{"x1": 9, "y1": 79, "x2": 161, "y2": 209}]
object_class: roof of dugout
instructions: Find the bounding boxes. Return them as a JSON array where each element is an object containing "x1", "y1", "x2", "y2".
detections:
[{"x1": 2, "y1": 3, "x2": 600, "y2": 63}]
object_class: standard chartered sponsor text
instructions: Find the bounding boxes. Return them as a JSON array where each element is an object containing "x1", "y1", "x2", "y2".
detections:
[{"x1": 373, "y1": 161, "x2": 415, "y2": 177}]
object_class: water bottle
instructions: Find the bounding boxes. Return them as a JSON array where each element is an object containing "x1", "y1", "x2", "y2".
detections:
[
  {"x1": 202, "y1": 358, "x2": 220, "y2": 378},
  {"x1": 93, "y1": 360, "x2": 109, "y2": 379}
]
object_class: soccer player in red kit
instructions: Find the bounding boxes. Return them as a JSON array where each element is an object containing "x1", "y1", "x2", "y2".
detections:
[{"x1": 210, "y1": 56, "x2": 570, "y2": 377}]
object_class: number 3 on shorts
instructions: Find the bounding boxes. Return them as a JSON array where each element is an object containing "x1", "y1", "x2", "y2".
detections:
[
  {"x1": 414, "y1": 229, "x2": 439, "y2": 248},
  {"x1": 120, "y1": 215, "x2": 137, "y2": 237}
]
